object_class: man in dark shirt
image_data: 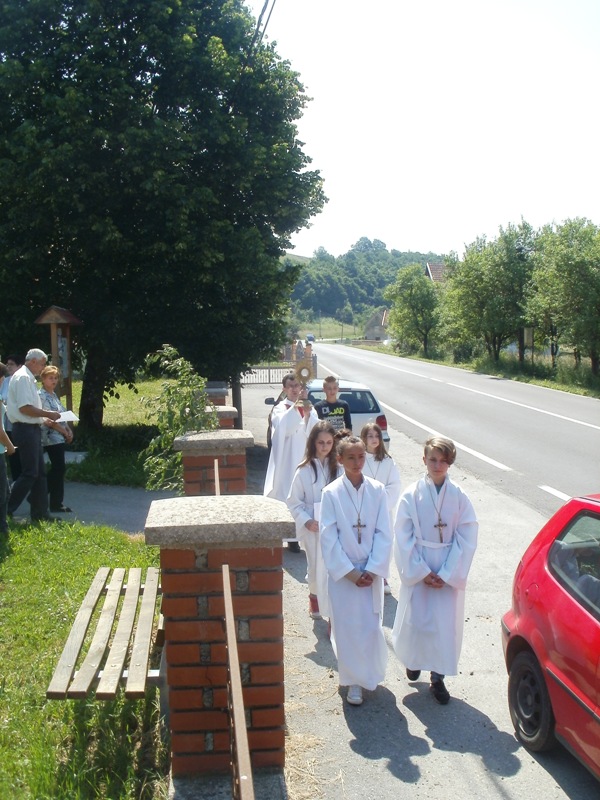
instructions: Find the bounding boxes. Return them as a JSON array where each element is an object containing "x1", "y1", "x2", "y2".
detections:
[{"x1": 313, "y1": 376, "x2": 352, "y2": 433}]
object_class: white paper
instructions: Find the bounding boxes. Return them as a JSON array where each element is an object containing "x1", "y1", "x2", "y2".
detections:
[{"x1": 58, "y1": 410, "x2": 79, "y2": 422}]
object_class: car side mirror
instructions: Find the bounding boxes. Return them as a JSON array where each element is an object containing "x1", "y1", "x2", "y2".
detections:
[{"x1": 265, "y1": 397, "x2": 276, "y2": 406}]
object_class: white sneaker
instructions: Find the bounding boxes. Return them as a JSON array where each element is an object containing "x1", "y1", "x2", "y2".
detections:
[
  {"x1": 383, "y1": 579, "x2": 392, "y2": 595},
  {"x1": 347, "y1": 685, "x2": 363, "y2": 705}
]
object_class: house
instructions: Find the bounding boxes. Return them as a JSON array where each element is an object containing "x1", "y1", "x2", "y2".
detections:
[
  {"x1": 425, "y1": 262, "x2": 446, "y2": 282},
  {"x1": 364, "y1": 308, "x2": 389, "y2": 341}
]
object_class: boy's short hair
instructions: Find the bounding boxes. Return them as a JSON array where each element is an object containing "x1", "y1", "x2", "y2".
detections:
[
  {"x1": 323, "y1": 375, "x2": 338, "y2": 386},
  {"x1": 424, "y1": 436, "x2": 456, "y2": 466}
]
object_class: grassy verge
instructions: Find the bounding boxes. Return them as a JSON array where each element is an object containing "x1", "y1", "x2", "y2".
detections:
[
  {"x1": 0, "y1": 521, "x2": 168, "y2": 799},
  {"x1": 66, "y1": 380, "x2": 159, "y2": 488}
]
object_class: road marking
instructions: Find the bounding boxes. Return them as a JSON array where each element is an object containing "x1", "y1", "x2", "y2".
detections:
[
  {"x1": 539, "y1": 485, "x2": 571, "y2": 501},
  {"x1": 320, "y1": 360, "x2": 512, "y2": 471},
  {"x1": 321, "y1": 350, "x2": 599, "y2": 430},
  {"x1": 378, "y1": 401, "x2": 512, "y2": 471},
  {"x1": 446, "y1": 383, "x2": 600, "y2": 431}
]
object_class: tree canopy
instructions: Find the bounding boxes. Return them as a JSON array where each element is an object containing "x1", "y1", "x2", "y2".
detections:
[{"x1": 0, "y1": 0, "x2": 324, "y2": 427}]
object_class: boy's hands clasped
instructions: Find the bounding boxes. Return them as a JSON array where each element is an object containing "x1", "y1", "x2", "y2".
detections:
[{"x1": 424, "y1": 571, "x2": 445, "y2": 589}]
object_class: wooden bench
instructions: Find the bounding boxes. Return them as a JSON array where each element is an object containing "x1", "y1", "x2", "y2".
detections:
[{"x1": 47, "y1": 567, "x2": 163, "y2": 700}]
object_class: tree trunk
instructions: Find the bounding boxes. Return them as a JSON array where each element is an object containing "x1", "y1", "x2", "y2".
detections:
[
  {"x1": 517, "y1": 329, "x2": 525, "y2": 363},
  {"x1": 590, "y1": 349, "x2": 599, "y2": 376},
  {"x1": 78, "y1": 345, "x2": 110, "y2": 431}
]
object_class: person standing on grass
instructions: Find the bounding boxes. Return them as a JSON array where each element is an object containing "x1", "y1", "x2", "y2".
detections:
[
  {"x1": 39, "y1": 365, "x2": 74, "y2": 513},
  {"x1": 6, "y1": 348, "x2": 61, "y2": 523},
  {"x1": 287, "y1": 421, "x2": 341, "y2": 620},
  {"x1": 0, "y1": 362, "x2": 17, "y2": 535},
  {"x1": 391, "y1": 436, "x2": 478, "y2": 705},
  {"x1": 320, "y1": 435, "x2": 392, "y2": 706},
  {"x1": 0, "y1": 354, "x2": 23, "y2": 481}
]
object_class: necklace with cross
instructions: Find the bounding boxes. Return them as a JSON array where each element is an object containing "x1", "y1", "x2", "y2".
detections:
[
  {"x1": 427, "y1": 478, "x2": 448, "y2": 543},
  {"x1": 343, "y1": 481, "x2": 365, "y2": 544}
]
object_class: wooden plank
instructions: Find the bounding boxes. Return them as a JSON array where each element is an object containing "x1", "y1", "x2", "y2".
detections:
[
  {"x1": 95, "y1": 569, "x2": 141, "y2": 699},
  {"x1": 68, "y1": 568, "x2": 125, "y2": 698},
  {"x1": 222, "y1": 564, "x2": 255, "y2": 800},
  {"x1": 46, "y1": 568, "x2": 110, "y2": 699},
  {"x1": 125, "y1": 567, "x2": 160, "y2": 698}
]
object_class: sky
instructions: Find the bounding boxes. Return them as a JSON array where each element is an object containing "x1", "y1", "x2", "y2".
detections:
[{"x1": 245, "y1": 0, "x2": 600, "y2": 259}]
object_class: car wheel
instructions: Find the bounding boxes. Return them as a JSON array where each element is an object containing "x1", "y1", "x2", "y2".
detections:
[{"x1": 508, "y1": 651, "x2": 556, "y2": 752}]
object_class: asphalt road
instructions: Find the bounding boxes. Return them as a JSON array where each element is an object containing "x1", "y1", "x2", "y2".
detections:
[
  {"x1": 312, "y1": 343, "x2": 600, "y2": 519},
  {"x1": 238, "y1": 374, "x2": 599, "y2": 800}
]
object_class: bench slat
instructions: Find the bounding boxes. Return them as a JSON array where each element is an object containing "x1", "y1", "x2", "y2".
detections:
[
  {"x1": 68, "y1": 568, "x2": 126, "y2": 698},
  {"x1": 125, "y1": 567, "x2": 160, "y2": 698},
  {"x1": 95, "y1": 568, "x2": 142, "y2": 699},
  {"x1": 46, "y1": 568, "x2": 111, "y2": 699}
]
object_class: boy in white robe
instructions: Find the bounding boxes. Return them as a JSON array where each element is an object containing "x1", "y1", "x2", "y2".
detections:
[
  {"x1": 320, "y1": 436, "x2": 392, "y2": 706},
  {"x1": 391, "y1": 436, "x2": 478, "y2": 704},
  {"x1": 264, "y1": 373, "x2": 318, "y2": 550}
]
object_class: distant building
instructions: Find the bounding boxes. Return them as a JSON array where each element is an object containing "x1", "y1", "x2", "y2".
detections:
[
  {"x1": 364, "y1": 308, "x2": 389, "y2": 340},
  {"x1": 425, "y1": 262, "x2": 447, "y2": 282}
]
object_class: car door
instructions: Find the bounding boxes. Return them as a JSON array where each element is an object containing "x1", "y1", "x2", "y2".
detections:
[{"x1": 545, "y1": 510, "x2": 600, "y2": 768}]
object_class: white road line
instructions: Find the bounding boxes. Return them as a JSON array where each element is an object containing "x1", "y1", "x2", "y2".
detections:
[
  {"x1": 447, "y1": 383, "x2": 600, "y2": 431},
  {"x1": 378, "y1": 401, "x2": 512, "y2": 471},
  {"x1": 539, "y1": 485, "x2": 571, "y2": 501},
  {"x1": 320, "y1": 360, "x2": 512, "y2": 471}
]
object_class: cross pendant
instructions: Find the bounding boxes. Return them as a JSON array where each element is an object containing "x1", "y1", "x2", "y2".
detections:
[
  {"x1": 353, "y1": 516, "x2": 365, "y2": 544},
  {"x1": 434, "y1": 517, "x2": 447, "y2": 543}
]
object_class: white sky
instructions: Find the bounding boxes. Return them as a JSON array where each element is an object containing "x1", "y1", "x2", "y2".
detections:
[{"x1": 245, "y1": 0, "x2": 600, "y2": 259}]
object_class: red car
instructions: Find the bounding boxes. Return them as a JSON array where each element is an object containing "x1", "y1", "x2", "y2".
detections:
[{"x1": 501, "y1": 494, "x2": 600, "y2": 781}]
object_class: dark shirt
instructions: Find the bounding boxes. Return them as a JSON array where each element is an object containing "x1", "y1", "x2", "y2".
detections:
[{"x1": 314, "y1": 399, "x2": 352, "y2": 432}]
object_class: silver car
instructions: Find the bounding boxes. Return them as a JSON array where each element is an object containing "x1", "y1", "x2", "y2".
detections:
[{"x1": 306, "y1": 379, "x2": 390, "y2": 443}]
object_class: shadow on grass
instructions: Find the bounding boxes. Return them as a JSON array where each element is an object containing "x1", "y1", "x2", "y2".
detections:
[{"x1": 54, "y1": 691, "x2": 169, "y2": 799}]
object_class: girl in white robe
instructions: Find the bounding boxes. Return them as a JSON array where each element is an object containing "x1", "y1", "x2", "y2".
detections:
[
  {"x1": 361, "y1": 422, "x2": 401, "y2": 595},
  {"x1": 391, "y1": 436, "x2": 478, "y2": 704},
  {"x1": 287, "y1": 422, "x2": 341, "y2": 620},
  {"x1": 320, "y1": 436, "x2": 393, "y2": 704}
]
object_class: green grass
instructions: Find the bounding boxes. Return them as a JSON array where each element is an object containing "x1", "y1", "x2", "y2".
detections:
[
  {"x1": 0, "y1": 521, "x2": 168, "y2": 799},
  {"x1": 66, "y1": 381, "x2": 160, "y2": 487}
]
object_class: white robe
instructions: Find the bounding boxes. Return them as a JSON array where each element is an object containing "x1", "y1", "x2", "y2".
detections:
[
  {"x1": 320, "y1": 474, "x2": 393, "y2": 689},
  {"x1": 391, "y1": 475, "x2": 478, "y2": 676},
  {"x1": 263, "y1": 400, "x2": 318, "y2": 506},
  {"x1": 363, "y1": 452, "x2": 402, "y2": 527},
  {"x1": 286, "y1": 460, "x2": 341, "y2": 614}
]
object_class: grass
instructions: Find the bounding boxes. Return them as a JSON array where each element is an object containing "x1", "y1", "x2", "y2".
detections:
[
  {"x1": 66, "y1": 380, "x2": 159, "y2": 487},
  {"x1": 0, "y1": 521, "x2": 168, "y2": 799}
]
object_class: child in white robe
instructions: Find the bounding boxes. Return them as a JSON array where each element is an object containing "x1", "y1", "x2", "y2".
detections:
[
  {"x1": 320, "y1": 436, "x2": 392, "y2": 706},
  {"x1": 391, "y1": 436, "x2": 478, "y2": 704},
  {"x1": 361, "y1": 422, "x2": 401, "y2": 594},
  {"x1": 287, "y1": 421, "x2": 341, "y2": 620}
]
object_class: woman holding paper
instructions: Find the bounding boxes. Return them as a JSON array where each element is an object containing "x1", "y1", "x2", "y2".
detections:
[{"x1": 39, "y1": 366, "x2": 74, "y2": 513}]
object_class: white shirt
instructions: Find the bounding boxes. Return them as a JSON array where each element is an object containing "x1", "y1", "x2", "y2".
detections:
[{"x1": 7, "y1": 364, "x2": 43, "y2": 424}]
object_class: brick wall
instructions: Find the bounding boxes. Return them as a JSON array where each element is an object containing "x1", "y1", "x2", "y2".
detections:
[{"x1": 145, "y1": 490, "x2": 295, "y2": 779}]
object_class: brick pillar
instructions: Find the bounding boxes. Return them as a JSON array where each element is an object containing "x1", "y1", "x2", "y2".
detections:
[
  {"x1": 144, "y1": 495, "x2": 294, "y2": 777},
  {"x1": 213, "y1": 404, "x2": 238, "y2": 430},
  {"x1": 175, "y1": 430, "x2": 254, "y2": 496},
  {"x1": 206, "y1": 381, "x2": 229, "y2": 407}
]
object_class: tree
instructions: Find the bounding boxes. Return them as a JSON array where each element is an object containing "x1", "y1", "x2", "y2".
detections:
[
  {"x1": 442, "y1": 222, "x2": 534, "y2": 362},
  {"x1": 384, "y1": 264, "x2": 440, "y2": 356},
  {"x1": 528, "y1": 219, "x2": 600, "y2": 375},
  {"x1": 0, "y1": 0, "x2": 324, "y2": 429}
]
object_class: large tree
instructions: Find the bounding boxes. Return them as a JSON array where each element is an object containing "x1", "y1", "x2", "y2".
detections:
[
  {"x1": 528, "y1": 218, "x2": 600, "y2": 375},
  {"x1": 0, "y1": 0, "x2": 324, "y2": 428},
  {"x1": 384, "y1": 264, "x2": 440, "y2": 357}
]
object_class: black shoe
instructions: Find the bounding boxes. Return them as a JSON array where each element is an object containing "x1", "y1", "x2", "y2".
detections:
[
  {"x1": 430, "y1": 679, "x2": 450, "y2": 705},
  {"x1": 287, "y1": 541, "x2": 302, "y2": 553},
  {"x1": 50, "y1": 505, "x2": 72, "y2": 513},
  {"x1": 406, "y1": 668, "x2": 421, "y2": 681}
]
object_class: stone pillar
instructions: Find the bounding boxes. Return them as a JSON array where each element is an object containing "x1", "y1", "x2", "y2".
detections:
[
  {"x1": 213, "y1": 404, "x2": 238, "y2": 430},
  {"x1": 145, "y1": 495, "x2": 294, "y2": 777},
  {"x1": 175, "y1": 430, "x2": 254, "y2": 496},
  {"x1": 206, "y1": 381, "x2": 229, "y2": 407}
]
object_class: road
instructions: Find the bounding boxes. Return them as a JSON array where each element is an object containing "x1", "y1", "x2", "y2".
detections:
[
  {"x1": 314, "y1": 342, "x2": 600, "y2": 519},
  {"x1": 239, "y1": 377, "x2": 600, "y2": 799}
]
